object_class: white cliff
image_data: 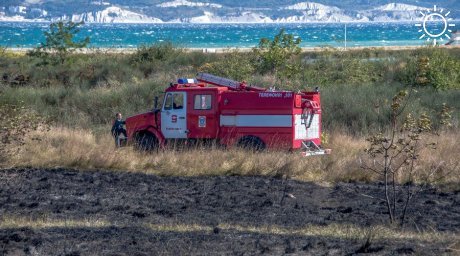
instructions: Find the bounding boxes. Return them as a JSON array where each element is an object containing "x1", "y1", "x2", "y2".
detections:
[
  {"x1": 63, "y1": 6, "x2": 163, "y2": 23},
  {"x1": 374, "y1": 3, "x2": 426, "y2": 12},
  {"x1": 0, "y1": 2, "x2": 440, "y2": 23},
  {"x1": 174, "y1": 11, "x2": 272, "y2": 23},
  {"x1": 363, "y1": 3, "x2": 428, "y2": 22},
  {"x1": 157, "y1": 0, "x2": 222, "y2": 8},
  {"x1": 282, "y1": 2, "x2": 341, "y2": 12}
]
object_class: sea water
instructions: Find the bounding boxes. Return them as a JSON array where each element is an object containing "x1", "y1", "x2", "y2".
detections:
[{"x1": 0, "y1": 22, "x2": 458, "y2": 48}]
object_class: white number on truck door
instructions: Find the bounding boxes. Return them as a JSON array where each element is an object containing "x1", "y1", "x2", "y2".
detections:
[{"x1": 161, "y1": 92, "x2": 187, "y2": 139}]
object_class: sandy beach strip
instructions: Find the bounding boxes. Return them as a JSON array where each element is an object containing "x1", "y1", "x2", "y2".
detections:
[{"x1": 3, "y1": 45, "x2": 460, "y2": 54}]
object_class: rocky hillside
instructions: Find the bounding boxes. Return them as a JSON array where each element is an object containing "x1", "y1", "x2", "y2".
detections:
[{"x1": 0, "y1": 1, "x2": 458, "y2": 23}]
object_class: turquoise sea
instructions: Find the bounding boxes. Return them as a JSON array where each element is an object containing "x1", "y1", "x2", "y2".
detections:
[{"x1": 0, "y1": 22, "x2": 458, "y2": 48}]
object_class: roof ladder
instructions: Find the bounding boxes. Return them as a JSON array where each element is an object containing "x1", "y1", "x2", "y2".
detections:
[{"x1": 196, "y1": 73, "x2": 242, "y2": 90}]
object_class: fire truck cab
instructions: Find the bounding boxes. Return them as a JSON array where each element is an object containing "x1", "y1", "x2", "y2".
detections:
[{"x1": 124, "y1": 73, "x2": 329, "y2": 156}]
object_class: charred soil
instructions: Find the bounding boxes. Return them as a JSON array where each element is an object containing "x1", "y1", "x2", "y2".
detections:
[{"x1": 0, "y1": 168, "x2": 459, "y2": 255}]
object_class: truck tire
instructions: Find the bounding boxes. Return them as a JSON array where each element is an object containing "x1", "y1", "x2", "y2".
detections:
[
  {"x1": 134, "y1": 133, "x2": 158, "y2": 152},
  {"x1": 237, "y1": 136, "x2": 266, "y2": 151}
]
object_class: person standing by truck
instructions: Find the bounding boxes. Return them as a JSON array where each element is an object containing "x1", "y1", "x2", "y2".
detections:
[{"x1": 111, "y1": 112, "x2": 127, "y2": 146}]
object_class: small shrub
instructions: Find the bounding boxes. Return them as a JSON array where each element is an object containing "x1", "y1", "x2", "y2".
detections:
[
  {"x1": 0, "y1": 46, "x2": 6, "y2": 56},
  {"x1": 253, "y1": 29, "x2": 302, "y2": 82},
  {"x1": 28, "y1": 21, "x2": 90, "y2": 65},
  {"x1": 362, "y1": 89, "x2": 455, "y2": 226},
  {"x1": 398, "y1": 47, "x2": 460, "y2": 89},
  {"x1": 130, "y1": 42, "x2": 183, "y2": 78},
  {"x1": 426, "y1": 48, "x2": 460, "y2": 89},
  {"x1": 131, "y1": 42, "x2": 181, "y2": 63}
]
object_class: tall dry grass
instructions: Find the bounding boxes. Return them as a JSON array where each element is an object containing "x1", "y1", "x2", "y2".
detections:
[
  {"x1": 6, "y1": 127, "x2": 459, "y2": 185},
  {"x1": 415, "y1": 131, "x2": 460, "y2": 186},
  {"x1": 1, "y1": 215, "x2": 454, "y2": 243}
]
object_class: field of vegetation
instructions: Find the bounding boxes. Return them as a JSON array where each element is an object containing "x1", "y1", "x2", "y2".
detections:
[{"x1": 1, "y1": 38, "x2": 459, "y2": 180}]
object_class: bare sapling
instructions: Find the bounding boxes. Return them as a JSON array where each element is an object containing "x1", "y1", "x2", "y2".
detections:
[{"x1": 362, "y1": 89, "x2": 453, "y2": 227}]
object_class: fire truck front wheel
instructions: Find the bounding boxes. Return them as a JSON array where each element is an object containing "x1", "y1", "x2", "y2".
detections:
[
  {"x1": 237, "y1": 136, "x2": 266, "y2": 151},
  {"x1": 134, "y1": 132, "x2": 158, "y2": 152}
]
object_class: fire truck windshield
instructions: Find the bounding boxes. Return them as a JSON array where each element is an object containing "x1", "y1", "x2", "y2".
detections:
[
  {"x1": 173, "y1": 93, "x2": 184, "y2": 109},
  {"x1": 164, "y1": 93, "x2": 172, "y2": 110}
]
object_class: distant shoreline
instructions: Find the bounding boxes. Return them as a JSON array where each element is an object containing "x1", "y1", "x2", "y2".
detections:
[
  {"x1": 4, "y1": 45, "x2": 460, "y2": 54},
  {"x1": 3, "y1": 21, "x2": 458, "y2": 52},
  {"x1": 1, "y1": 20, "x2": 460, "y2": 25}
]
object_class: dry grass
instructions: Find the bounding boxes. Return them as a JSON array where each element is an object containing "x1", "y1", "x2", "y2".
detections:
[
  {"x1": 416, "y1": 131, "x2": 460, "y2": 185},
  {"x1": 5, "y1": 127, "x2": 366, "y2": 182},
  {"x1": 5, "y1": 127, "x2": 460, "y2": 185},
  {"x1": 1, "y1": 215, "x2": 455, "y2": 244},
  {"x1": 145, "y1": 222, "x2": 457, "y2": 244},
  {"x1": 0, "y1": 216, "x2": 109, "y2": 229}
]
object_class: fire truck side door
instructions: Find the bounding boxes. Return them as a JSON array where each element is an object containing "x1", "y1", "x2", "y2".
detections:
[
  {"x1": 187, "y1": 92, "x2": 217, "y2": 138},
  {"x1": 161, "y1": 92, "x2": 188, "y2": 139}
]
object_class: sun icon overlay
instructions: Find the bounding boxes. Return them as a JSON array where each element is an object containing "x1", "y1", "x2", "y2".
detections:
[{"x1": 415, "y1": 5, "x2": 455, "y2": 45}]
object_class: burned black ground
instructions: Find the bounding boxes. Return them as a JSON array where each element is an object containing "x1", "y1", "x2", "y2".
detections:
[{"x1": 0, "y1": 168, "x2": 459, "y2": 255}]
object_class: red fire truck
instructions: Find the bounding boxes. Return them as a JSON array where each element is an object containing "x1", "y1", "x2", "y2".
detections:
[{"x1": 124, "y1": 73, "x2": 329, "y2": 156}]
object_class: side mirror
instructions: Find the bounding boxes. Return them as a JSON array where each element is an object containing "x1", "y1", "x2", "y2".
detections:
[{"x1": 154, "y1": 96, "x2": 159, "y2": 110}]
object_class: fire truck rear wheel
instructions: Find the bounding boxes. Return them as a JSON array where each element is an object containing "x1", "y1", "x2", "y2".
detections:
[
  {"x1": 134, "y1": 132, "x2": 158, "y2": 152},
  {"x1": 237, "y1": 136, "x2": 266, "y2": 151}
]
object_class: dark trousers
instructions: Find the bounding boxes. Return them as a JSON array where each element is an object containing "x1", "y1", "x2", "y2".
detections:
[
  {"x1": 114, "y1": 128, "x2": 127, "y2": 147},
  {"x1": 114, "y1": 128, "x2": 127, "y2": 138}
]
